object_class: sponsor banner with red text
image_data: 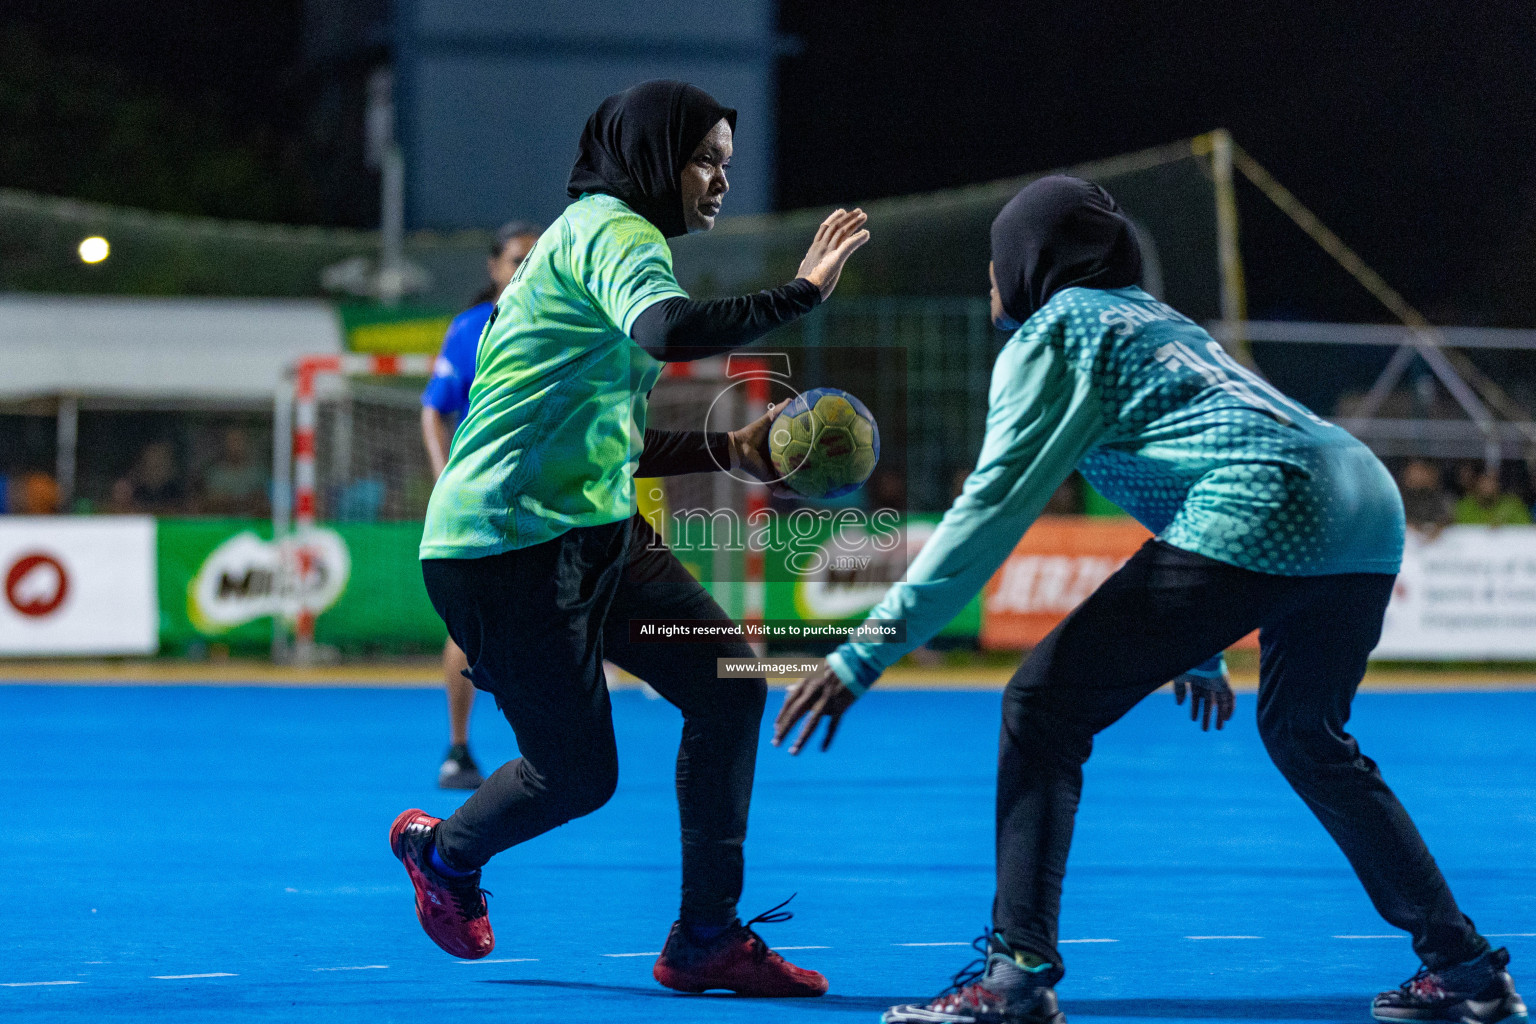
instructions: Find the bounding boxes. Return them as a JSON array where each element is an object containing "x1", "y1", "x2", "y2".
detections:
[
  {"x1": 981, "y1": 516, "x2": 1150, "y2": 650},
  {"x1": 0, "y1": 517, "x2": 157, "y2": 655},
  {"x1": 983, "y1": 518, "x2": 1536, "y2": 660},
  {"x1": 980, "y1": 515, "x2": 1261, "y2": 652}
]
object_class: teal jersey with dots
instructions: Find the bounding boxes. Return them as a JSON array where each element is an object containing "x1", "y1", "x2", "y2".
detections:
[
  {"x1": 1070, "y1": 287, "x2": 1403, "y2": 573},
  {"x1": 827, "y1": 285, "x2": 1404, "y2": 692}
]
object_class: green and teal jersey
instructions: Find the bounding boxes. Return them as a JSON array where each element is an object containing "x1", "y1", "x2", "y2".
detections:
[
  {"x1": 829, "y1": 285, "x2": 1405, "y2": 692},
  {"x1": 419, "y1": 193, "x2": 688, "y2": 559}
]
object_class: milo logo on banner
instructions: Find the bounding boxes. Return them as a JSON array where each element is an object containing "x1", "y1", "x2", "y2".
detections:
[
  {"x1": 188, "y1": 529, "x2": 351, "y2": 632},
  {"x1": 763, "y1": 514, "x2": 980, "y2": 639},
  {"x1": 792, "y1": 517, "x2": 917, "y2": 622}
]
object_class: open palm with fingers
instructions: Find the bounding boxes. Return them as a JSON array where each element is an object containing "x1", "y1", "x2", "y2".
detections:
[
  {"x1": 1172, "y1": 664, "x2": 1235, "y2": 731},
  {"x1": 797, "y1": 208, "x2": 870, "y2": 300},
  {"x1": 773, "y1": 666, "x2": 858, "y2": 754}
]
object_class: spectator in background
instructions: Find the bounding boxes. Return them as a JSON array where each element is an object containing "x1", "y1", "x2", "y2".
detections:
[
  {"x1": 1043, "y1": 472, "x2": 1084, "y2": 515},
  {"x1": 1399, "y1": 458, "x2": 1455, "y2": 539},
  {"x1": 200, "y1": 427, "x2": 268, "y2": 516},
  {"x1": 108, "y1": 440, "x2": 185, "y2": 514},
  {"x1": 1453, "y1": 467, "x2": 1532, "y2": 527},
  {"x1": 950, "y1": 466, "x2": 970, "y2": 502},
  {"x1": 868, "y1": 467, "x2": 906, "y2": 512},
  {"x1": 1453, "y1": 459, "x2": 1481, "y2": 498},
  {"x1": 1, "y1": 471, "x2": 60, "y2": 514}
]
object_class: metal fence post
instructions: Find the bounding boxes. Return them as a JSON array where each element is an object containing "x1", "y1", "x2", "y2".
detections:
[
  {"x1": 55, "y1": 395, "x2": 78, "y2": 508},
  {"x1": 271, "y1": 375, "x2": 294, "y2": 661}
]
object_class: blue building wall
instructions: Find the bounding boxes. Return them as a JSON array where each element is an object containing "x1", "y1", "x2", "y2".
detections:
[{"x1": 395, "y1": 0, "x2": 779, "y2": 231}]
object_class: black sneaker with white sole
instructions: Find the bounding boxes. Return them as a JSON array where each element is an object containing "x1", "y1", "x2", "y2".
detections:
[
  {"x1": 1373, "y1": 946, "x2": 1527, "y2": 1024},
  {"x1": 883, "y1": 933, "x2": 1065, "y2": 1024},
  {"x1": 437, "y1": 744, "x2": 484, "y2": 790}
]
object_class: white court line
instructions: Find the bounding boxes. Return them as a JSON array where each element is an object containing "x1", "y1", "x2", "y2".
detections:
[
  {"x1": 894, "y1": 942, "x2": 970, "y2": 947},
  {"x1": 1185, "y1": 936, "x2": 1262, "y2": 940},
  {"x1": 1334, "y1": 935, "x2": 1402, "y2": 939},
  {"x1": 602, "y1": 952, "x2": 661, "y2": 958},
  {"x1": 456, "y1": 958, "x2": 539, "y2": 964},
  {"x1": 1488, "y1": 934, "x2": 1536, "y2": 938},
  {"x1": 897, "y1": 939, "x2": 1118, "y2": 947},
  {"x1": 152, "y1": 973, "x2": 237, "y2": 980},
  {"x1": 775, "y1": 946, "x2": 830, "y2": 951},
  {"x1": 1, "y1": 981, "x2": 81, "y2": 987},
  {"x1": 313, "y1": 966, "x2": 389, "y2": 972}
]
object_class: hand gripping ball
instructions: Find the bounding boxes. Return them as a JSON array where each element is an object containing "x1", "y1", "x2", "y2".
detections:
[{"x1": 767, "y1": 387, "x2": 880, "y2": 499}]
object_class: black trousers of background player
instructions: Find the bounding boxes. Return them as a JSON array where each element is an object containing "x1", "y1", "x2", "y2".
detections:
[
  {"x1": 421, "y1": 515, "x2": 765, "y2": 928},
  {"x1": 993, "y1": 540, "x2": 1488, "y2": 975}
]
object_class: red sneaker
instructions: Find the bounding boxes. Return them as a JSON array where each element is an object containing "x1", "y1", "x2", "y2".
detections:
[
  {"x1": 388, "y1": 808, "x2": 494, "y2": 959},
  {"x1": 653, "y1": 898, "x2": 828, "y2": 997}
]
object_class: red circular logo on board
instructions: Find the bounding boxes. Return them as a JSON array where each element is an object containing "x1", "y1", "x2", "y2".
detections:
[{"x1": 6, "y1": 553, "x2": 69, "y2": 617}]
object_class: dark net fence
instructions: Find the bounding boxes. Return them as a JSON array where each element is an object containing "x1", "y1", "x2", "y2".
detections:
[{"x1": 1, "y1": 137, "x2": 1223, "y2": 314}]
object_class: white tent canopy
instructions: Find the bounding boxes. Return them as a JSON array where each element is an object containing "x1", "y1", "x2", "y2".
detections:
[{"x1": 0, "y1": 294, "x2": 343, "y2": 403}]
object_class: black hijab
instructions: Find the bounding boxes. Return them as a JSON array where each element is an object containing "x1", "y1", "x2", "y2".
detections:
[
  {"x1": 990, "y1": 175, "x2": 1143, "y2": 323},
  {"x1": 567, "y1": 80, "x2": 737, "y2": 239}
]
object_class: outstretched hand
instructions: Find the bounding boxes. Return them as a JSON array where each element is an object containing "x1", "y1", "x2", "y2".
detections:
[
  {"x1": 773, "y1": 665, "x2": 858, "y2": 754},
  {"x1": 797, "y1": 208, "x2": 870, "y2": 300},
  {"x1": 1172, "y1": 665, "x2": 1235, "y2": 731}
]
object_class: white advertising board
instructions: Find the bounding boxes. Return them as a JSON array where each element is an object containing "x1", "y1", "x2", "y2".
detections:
[
  {"x1": 0, "y1": 517, "x2": 157, "y2": 655},
  {"x1": 1376, "y1": 525, "x2": 1536, "y2": 659}
]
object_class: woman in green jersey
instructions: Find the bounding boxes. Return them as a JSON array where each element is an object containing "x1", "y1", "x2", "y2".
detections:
[{"x1": 390, "y1": 80, "x2": 867, "y2": 998}]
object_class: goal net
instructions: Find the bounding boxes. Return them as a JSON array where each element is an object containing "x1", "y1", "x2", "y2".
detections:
[{"x1": 276, "y1": 356, "x2": 754, "y2": 656}]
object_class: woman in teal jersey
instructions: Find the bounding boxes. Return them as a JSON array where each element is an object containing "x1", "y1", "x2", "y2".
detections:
[
  {"x1": 777, "y1": 178, "x2": 1524, "y2": 1024},
  {"x1": 391, "y1": 80, "x2": 867, "y2": 998}
]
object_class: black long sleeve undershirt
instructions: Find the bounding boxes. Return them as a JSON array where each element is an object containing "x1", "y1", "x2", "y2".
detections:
[
  {"x1": 629, "y1": 279, "x2": 818, "y2": 475},
  {"x1": 629, "y1": 278, "x2": 822, "y2": 361},
  {"x1": 636, "y1": 429, "x2": 732, "y2": 477}
]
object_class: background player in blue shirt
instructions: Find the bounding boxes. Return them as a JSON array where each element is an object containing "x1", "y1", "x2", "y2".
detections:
[
  {"x1": 776, "y1": 178, "x2": 1524, "y2": 1024},
  {"x1": 421, "y1": 220, "x2": 543, "y2": 789}
]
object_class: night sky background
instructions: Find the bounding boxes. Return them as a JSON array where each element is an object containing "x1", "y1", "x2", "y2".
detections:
[{"x1": 3, "y1": 0, "x2": 1534, "y2": 324}]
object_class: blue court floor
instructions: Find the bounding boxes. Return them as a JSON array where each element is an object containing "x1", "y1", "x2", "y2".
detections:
[{"x1": 2, "y1": 683, "x2": 1532, "y2": 1024}]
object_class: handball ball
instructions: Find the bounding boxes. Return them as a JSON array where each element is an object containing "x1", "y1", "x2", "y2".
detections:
[{"x1": 768, "y1": 387, "x2": 880, "y2": 499}]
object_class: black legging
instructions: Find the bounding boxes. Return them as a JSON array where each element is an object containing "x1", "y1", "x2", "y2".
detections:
[
  {"x1": 421, "y1": 515, "x2": 765, "y2": 927},
  {"x1": 995, "y1": 539, "x2": 1488, "y2": 974}
]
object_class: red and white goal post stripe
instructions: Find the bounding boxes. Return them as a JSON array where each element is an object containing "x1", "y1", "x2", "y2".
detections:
[{"x1": 273, "y1": 354, "x2": 433, "y2": 659}]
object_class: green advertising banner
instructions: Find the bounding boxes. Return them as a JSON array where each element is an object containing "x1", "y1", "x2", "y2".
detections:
[
  {"x1": 667, "y1": 512, "x2": 981, "y2": 639},
  {"x1": 156, "y1": 519, "x2": 444, "y2": 656},
  {"x1": 316, "y1": 522, "x2": 445, "y2": 653},
  {"x1": 155, "y1": 512, "x2": 979, "y2": 657},
  {"x1": 157, "y1": 519, "x2": 275, "y2": 655},
  {"x1": 336, "y1": 303, "x2": 456, "y2": 355},
  {"x1": 765, "y1": 512, "x2": 980, "y2": 637}
]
